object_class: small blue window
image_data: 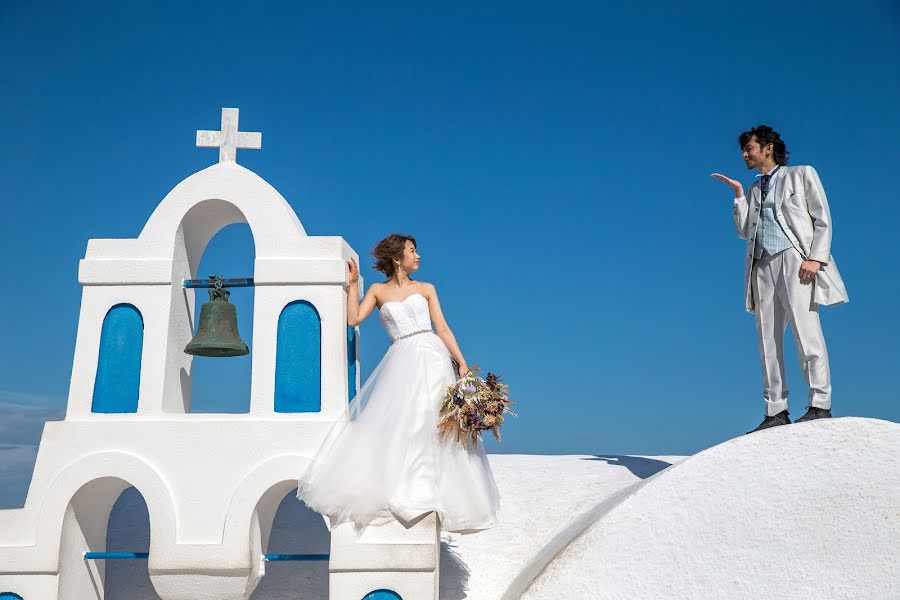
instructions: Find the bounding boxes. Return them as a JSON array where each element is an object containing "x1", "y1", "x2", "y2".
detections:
[
  {"x1": 362, "y1": 591, "x2": 402, "y2": 600},
  {"x1": 274, "y1": 301, "x2": 321, "y2": 412},
  {"x1": 92, "y1": 304, "x2": 143, "y2": 413},
  {"x1": 347, "y1": 326, "x2": 358, "y2": 402}
]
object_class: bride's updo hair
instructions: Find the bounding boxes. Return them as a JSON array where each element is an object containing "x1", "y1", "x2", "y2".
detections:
[{"x1": 372, "y1": 233, "x2": 417, "y2": 279}]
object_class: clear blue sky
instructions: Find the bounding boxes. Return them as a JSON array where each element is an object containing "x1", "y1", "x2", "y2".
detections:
[{"x1": 1, "y1": 1, "x2": 899, "y2": 504}]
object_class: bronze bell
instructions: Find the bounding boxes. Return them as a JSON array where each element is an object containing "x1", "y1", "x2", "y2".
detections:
[{"x1": 184, "y1": 275, "x2": 250, "y2": 357}]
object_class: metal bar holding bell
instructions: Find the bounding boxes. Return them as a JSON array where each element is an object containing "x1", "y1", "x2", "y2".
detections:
[
  {"x1": 83, "y1": 552, "x2": 329, "y2": 561},
  {"x1": 183, "y1": 278, "x2": 255, "y2": 288}
]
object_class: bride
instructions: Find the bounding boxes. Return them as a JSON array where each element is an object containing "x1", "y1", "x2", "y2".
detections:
[{"x1": 296, "y1": 233, "x2": 500, "y2": 534}]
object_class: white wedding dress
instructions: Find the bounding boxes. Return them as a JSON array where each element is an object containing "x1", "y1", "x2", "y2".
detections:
[{"x1": 296, "y1": 292, "x2": 500, "y2": 533}]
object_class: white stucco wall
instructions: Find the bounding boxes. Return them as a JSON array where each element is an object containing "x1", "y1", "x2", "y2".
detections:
[
  {"x1": 3, "y1": 453, "x2": 678, "y2": 599},
  {"x1": 69, "y1": 162, "x2": 359, "y2": 420},
  {"x1": 523, "y1": 417, "x2": 900, "y2": 600}
]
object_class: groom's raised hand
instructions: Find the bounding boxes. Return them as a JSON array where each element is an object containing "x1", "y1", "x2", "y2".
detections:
[{"x1": 711, "y1": 173, "x2": 744, "y2": 199}]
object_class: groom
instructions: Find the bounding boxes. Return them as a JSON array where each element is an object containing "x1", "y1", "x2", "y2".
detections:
[{"x1": 712, "y1": 125, "x2": 848, "y2": 433}]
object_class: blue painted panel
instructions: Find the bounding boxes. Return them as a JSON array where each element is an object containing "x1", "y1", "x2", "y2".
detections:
[
  {"x1": 347, "y1": 326, "x2": 357, "y2": 403},
  {"x1": 275, "y1": 301, "x2": 321, "y2": 412},
  {"x1": 92, "y1": 304, "x2": 143, "y2": 413},
  {"x1": 361, "y1": 591, "x2": 402, "y2": 600}
]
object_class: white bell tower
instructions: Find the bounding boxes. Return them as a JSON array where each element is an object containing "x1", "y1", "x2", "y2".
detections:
[{"x1": 0, "y1": 108, "x2": 440, "y2": 600}]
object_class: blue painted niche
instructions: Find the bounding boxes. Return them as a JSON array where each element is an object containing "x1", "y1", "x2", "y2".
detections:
[
  {"x1": 347, "y1": 325, "x2": 358, "y2": 402},
  {"x1": 92, "y1": 304, "x2": 144, "y2": 413},
  {"x1": 362, "y1": 591, "x2": 402, "y2": 600},
  {"x1": 274, "y1": 301, "x2": 321, "y2": 412},
  {"x1": 0, "y1": 593, "x2": 24, "y2": 599}
]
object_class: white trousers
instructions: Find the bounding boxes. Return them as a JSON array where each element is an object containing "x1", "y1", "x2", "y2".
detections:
[{"x1": 751, "y1": 247, "x2": 831, "y2": 416}]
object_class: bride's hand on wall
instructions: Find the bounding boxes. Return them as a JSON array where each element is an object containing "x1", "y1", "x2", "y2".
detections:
[{"x1": 347, "y1": 258, "x2": 359, "y2": 285}]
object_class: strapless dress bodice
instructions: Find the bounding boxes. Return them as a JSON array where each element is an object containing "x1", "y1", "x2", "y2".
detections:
[{"x1": 379, "y1": 293, "x2": 433, "y2": 341}]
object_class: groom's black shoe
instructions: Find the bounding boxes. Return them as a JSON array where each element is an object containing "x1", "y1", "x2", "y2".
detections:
[
  {"x1": 795, "y1": 406, "x2": 832, "y2": 423},
  {"x1": 746, "y1": 410, "x2": 791, "y2": 434}
]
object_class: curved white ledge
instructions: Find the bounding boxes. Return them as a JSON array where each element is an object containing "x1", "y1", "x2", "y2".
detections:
[{"x1": 523, "y1": 417, "x2": 900, "y2": 600}]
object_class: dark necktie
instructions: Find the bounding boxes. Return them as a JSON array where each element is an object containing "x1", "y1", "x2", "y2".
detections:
[{"x1": 760, "y1": 166, "x2": 779, "y2": 200}]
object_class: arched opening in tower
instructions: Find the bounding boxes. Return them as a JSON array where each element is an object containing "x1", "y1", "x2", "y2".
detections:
[
  {"x1": 104, "y1": 486, "x2": 155, "y2": 598},
  {"x1": 251, "y1": 488, "x2": 330, "y2": 598},
  {"x1": 189, "y1": 223, "x2": 256, "y2": 413}
]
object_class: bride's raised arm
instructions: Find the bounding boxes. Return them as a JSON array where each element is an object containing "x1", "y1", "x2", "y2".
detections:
[
  {"x1": 347, "y1": 258, "x2": 378, "y2": 327},
  {"x1": 423, "y1": 282, "x2": 469, "y2": 377}
]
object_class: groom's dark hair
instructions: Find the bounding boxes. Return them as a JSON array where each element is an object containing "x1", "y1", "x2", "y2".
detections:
[{"x1": 738, "y1": 125, "x2": 790, "y2": 166}]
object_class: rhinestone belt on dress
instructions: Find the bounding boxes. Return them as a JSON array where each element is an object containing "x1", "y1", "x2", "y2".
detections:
[{"x1": 392, "y1": 329, "x2": 432, "y2": 343}]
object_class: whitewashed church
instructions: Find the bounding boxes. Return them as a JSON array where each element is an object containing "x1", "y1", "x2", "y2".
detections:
[
  {"x1": 1, "y1": 109, "x2": 898, "y2": 600},
  {"x1": 0, "y1": 108, "x2": 435, "y2": 600}
]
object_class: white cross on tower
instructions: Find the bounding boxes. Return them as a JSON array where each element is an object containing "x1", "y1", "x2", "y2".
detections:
[{"x1": 196, "y1": 107, "x2": 262, "y2": 163}]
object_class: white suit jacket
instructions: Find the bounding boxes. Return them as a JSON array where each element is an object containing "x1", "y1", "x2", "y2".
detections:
[{"x1": 733, "y1": 165, "x2": 849, "y2": 313}]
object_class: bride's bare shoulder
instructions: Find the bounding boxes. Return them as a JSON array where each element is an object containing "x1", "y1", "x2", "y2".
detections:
[
  {"x1": 368, "y1": 281, "x2": 386, "y2": 300},
  {"x1": 416, "y1": 281, "x2": 437, "y2": 298}
]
